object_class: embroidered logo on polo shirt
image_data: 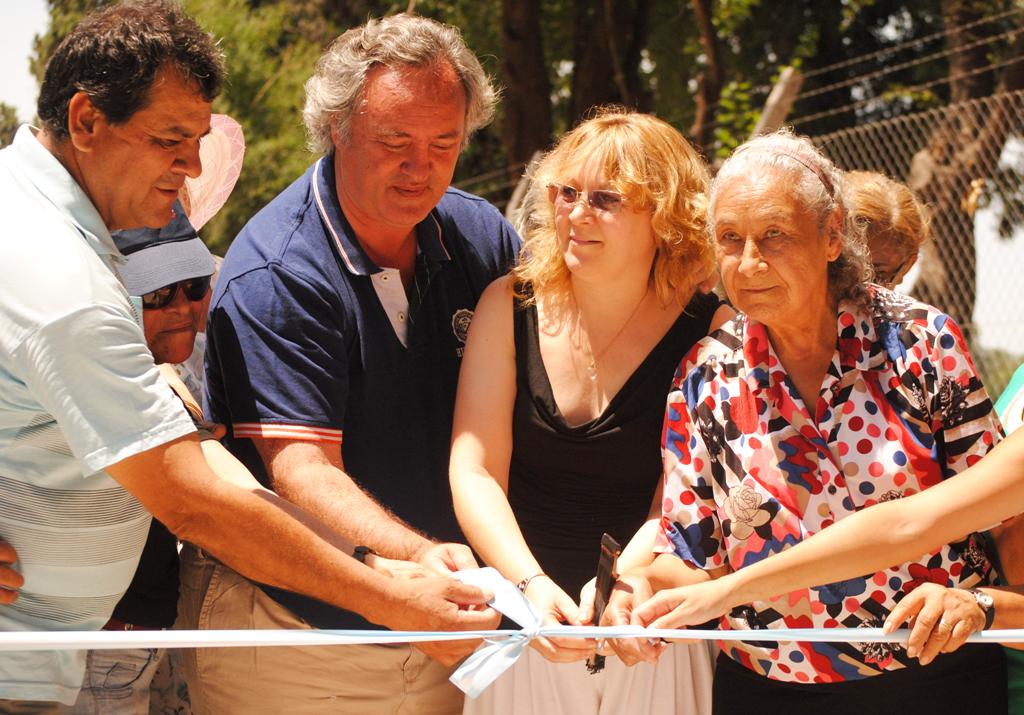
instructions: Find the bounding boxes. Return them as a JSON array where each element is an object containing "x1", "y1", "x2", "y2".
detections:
[{"x1": 452, "y1": 308, "x2": 473, "y2": 356}]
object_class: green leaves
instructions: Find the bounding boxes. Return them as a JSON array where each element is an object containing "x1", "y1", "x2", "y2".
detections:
[{"x1": 181, "y1": 0, "x2": 329, "y2": 252}]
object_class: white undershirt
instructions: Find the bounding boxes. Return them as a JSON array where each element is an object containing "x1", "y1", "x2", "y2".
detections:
[{"x1": 371, "y1": 267, "x2": 409, "y2": 347}]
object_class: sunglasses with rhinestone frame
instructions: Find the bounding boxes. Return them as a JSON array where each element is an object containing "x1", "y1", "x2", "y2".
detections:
[{"x1": 546, "y1": 183, "x2": 625, "y2": 214}]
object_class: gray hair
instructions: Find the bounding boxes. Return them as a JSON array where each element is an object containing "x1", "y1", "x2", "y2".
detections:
[
  {"x1": 302, "y1": 13, "x2": 497, "y2": 154},
  {"x1": 708, "y1": 129, "x2": 872, "y2": 308}
]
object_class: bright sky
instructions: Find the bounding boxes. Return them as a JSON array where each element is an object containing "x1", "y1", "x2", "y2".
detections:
[{"x1": 0, "y1": 0, "x2": 50, "y2": 122}]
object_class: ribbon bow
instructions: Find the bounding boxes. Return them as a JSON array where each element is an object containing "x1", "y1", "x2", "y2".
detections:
[{"x1": 449, "y1": 567, "x2": 545, "y2": 698}]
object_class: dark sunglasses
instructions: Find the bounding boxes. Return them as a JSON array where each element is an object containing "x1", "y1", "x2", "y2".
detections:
[
  {"x1": 546, "y1": 183, "x2": 625, "y2": 214},
  {"x1": 141, "y1": 275, "x2": 212, "y2": 310}
]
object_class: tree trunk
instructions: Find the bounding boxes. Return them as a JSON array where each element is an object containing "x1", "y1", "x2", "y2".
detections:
[
  {"x1": 569, "y1": 0, "x2": 651, "y2": 126},
  {"x1": 499, "y1": 0, "x2": 552, "y2": 169},
  {"x1": 796, "y1": 0, "x2": 847, "y2": 135},
  {"x1": 942, "y1": 0, "x2": 995, "y2": 103},
  {"x1": 688, "y1": 0, "x2": 721, "y2": 155},
  {"x1": 617, "y1": 0, "x2": 653, "y2": 111},
  {"x1": 1000, "y1": 23, "x2": 1024, "y2": 92},
  {"x1": 316, "y1": 0, "x2": 377, "y2": 29}
]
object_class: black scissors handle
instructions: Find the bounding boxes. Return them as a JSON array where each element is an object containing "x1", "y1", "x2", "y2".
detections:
[{"x1": 586, "y1": 533, "x2": 622, "y2": 674}]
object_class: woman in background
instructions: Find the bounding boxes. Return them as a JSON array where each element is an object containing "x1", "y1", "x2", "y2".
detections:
[{"x1": 844, "y1": 170, "x2": 930, "y2": 289}]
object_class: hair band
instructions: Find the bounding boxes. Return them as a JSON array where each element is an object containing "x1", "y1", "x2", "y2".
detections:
[{"x1": 732, "y1": 144, "x2": 835, "y2": 198}]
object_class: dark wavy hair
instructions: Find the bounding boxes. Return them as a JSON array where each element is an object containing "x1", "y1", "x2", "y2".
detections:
[{"x1": 38, "y1": 1, "x2": 224, "y2": 140}]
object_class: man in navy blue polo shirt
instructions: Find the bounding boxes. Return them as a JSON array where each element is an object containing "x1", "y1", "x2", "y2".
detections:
[{"x1": 192, "y1": 13, "x2": 521, "y2": 714}]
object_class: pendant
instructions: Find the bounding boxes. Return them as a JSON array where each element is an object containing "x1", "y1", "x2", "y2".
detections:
[{"x1": 587, "y1": 360, "x2": 598, "y2": 381}]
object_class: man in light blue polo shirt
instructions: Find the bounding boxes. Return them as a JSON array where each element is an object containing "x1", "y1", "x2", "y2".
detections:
[{"x1": 0, "y1": 2, "x2": 496, "y2": 710}]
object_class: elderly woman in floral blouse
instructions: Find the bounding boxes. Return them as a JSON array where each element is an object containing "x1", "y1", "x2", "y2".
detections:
[{"x1": 606, "y1": 130, "x2": 1008, "y2": 714}]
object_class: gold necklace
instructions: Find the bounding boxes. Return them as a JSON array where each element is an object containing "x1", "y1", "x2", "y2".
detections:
[{"x1": 579, "y1": 287, "x2": 650, "y2": 381}]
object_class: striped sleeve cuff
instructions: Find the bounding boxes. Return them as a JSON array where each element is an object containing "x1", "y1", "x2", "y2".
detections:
[{"x1": 232, "y1": 422, "x2": 343, "y2": 444}]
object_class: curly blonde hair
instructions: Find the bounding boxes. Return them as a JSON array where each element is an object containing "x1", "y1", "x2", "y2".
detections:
[
  {"x1": 513, "y1": 107, "x2": 713, "y2": 304},
  {"x1": 844, "y1": 170, "x2": 931, "y2": 265}
]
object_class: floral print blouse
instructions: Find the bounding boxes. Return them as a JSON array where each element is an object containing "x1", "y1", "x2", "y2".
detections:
[{"x1": 656, "y1": 288, "x2": 1001, "y2": 683}]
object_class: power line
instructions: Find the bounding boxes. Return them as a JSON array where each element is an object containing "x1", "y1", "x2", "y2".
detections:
[
  {"x1": 455, "y1": 175, "x2": 522, "y2": 198},
  {"x1": 699, "y1": 10, "x2": 1021, "y2": 140},
  {"x1": 791, "y1": 53, "x2": 1024, "y2": 128},
  {"x1": 454, "y1": 161, "x2": 527, "y2": 191},
  {"x1": 801, "y1": 5, "x2": 1023, "y2": 80},
  {"x1": 796, "y1": 25, "x2": 1024, "y2": 102}
]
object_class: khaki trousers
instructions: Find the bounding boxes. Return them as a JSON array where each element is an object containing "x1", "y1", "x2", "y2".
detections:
[
  {"x1": 0, "y1": 701, "x2": 70, "y2": 714},
  {"x1": 176, "y1": 544, "x2": 463, "y2": 715}
]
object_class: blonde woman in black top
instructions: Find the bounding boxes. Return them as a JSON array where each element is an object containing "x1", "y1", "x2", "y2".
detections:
[{"x1": 450, "y1": 108, "x2": 732, "y2": 714}]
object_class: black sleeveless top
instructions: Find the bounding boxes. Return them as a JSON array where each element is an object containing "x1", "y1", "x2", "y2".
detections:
[{"x1": 508, "y1": 289, "x2": 720, "y2": 598}]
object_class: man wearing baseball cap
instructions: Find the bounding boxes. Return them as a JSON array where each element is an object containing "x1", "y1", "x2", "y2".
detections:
[{"x1": 115, "y1": 202, "x2": 218, "y2": 305}]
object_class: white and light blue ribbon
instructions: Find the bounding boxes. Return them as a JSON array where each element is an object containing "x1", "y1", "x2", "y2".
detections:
[
  {"x1": 2, "y1": 624, "x2": 1020, "y2": 651},
  {"x1": 0, "y1": 567, "x2": 1022, "y2": 699}
]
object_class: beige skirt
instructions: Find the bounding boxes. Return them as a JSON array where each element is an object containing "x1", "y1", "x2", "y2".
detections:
[{"x1": 463, "y1": 641, "x2": 716, "y2": 715}]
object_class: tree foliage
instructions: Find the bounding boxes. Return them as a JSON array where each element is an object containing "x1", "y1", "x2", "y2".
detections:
[
  {"x1": 180, "y1": 0, "x2": 333, "y2": 251},
  {"x1": 0, "y1": 104, "x2": 20, "y2": 149},
  {"x1": 26, "y1": 0, "x2": 1024, "y2": 250}
]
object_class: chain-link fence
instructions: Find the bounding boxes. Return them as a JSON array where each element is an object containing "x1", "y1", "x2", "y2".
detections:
[
  {"x1": 461, "y1": 88, "x2": 1024, "y2": 395},
  {"x1": 812, "y1": 90, "x2": 1024, "y2": 396}
]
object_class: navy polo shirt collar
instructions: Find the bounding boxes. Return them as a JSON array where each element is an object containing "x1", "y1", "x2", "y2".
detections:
[{"x1": 312, "y1": 154, "x2": 452, "y2": 276}]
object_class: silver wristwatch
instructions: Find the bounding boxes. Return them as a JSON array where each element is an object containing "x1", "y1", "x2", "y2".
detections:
[{"x1": 966, "y1": 588, "x2": 995, "y2": 630}]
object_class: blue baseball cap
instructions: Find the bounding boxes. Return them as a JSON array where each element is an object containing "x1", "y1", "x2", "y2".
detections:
[{"x1": 113, "y1": 200, "x2": 216, "y2": 295}]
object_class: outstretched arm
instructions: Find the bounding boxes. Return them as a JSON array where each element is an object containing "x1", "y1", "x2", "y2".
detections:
[
  {"x1": 113, "y1": 369, "x2": 497, "y2": 667},
  {"x1": 635, "y1": 428, "x2": 1024, "y2": 629},
  {"x1": 450, "y1": 276, "x2": 592, "y2": 663},
  {"x1": 252, "y1": 438, "x2": 473, "y2": 572},
  {"x1": 107, "y1": 435, "x2": 499, "y2": 664}
]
